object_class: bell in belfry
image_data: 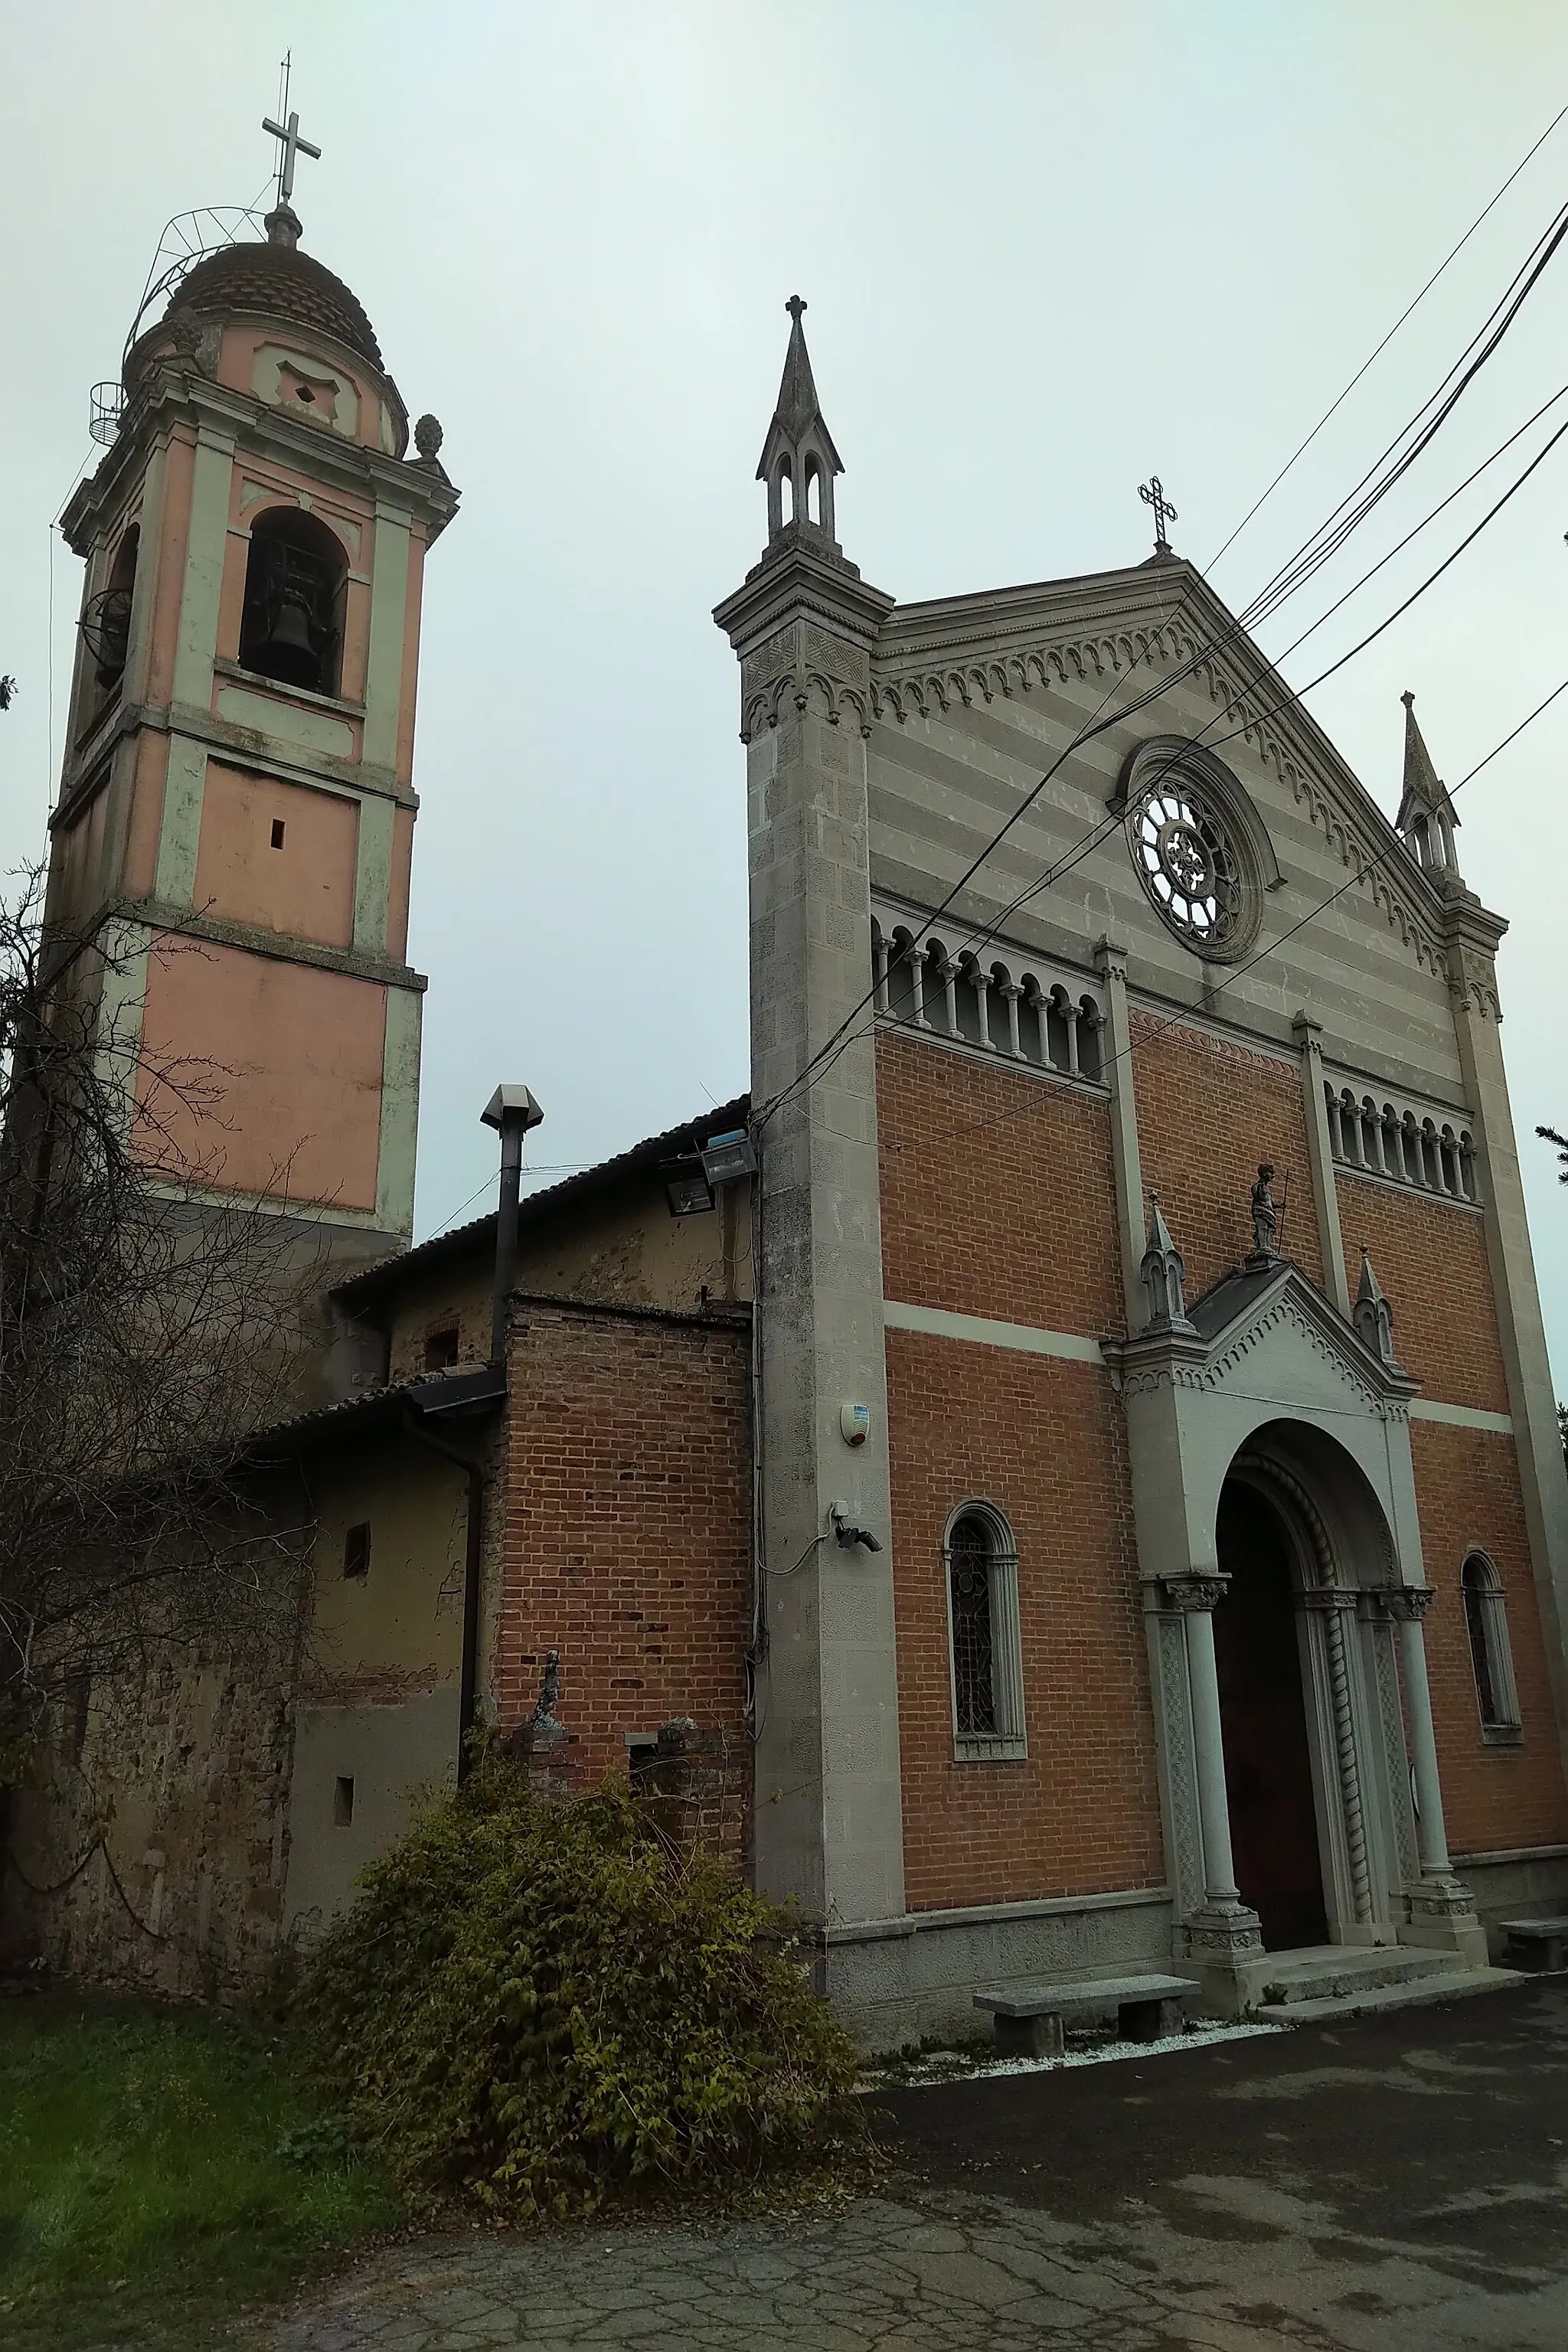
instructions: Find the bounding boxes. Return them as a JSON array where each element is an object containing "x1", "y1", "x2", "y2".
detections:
[{"x1": 238, "y1": 524, "x2": 341, "y2": 694}]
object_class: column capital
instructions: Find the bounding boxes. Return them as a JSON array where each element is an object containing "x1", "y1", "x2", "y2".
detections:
[
  {"x1": 1374, "y1": 1583, "x2": 1436, "y2": 1623},
  {"x1": 1158, "y1": 1571, "x2": 1230, "y2": 1614},
  {"x1": 1298, "y1": 1583, "x2": 1364, "y2": 1614}
]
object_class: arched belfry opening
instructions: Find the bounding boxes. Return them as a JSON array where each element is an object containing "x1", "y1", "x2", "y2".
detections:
[{"x1": 239, "y1": 505, "x2": 348, "y2": 695}]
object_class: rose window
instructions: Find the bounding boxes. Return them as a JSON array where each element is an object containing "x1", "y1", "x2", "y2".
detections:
[{"x1": 1128, "y1": 780, "x2": 1250, "y2": 954}]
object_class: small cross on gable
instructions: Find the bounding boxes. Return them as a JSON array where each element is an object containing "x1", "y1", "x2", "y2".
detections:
[{"x1": 1138, "y1": 475, "x2": 1178, "y2": 556}]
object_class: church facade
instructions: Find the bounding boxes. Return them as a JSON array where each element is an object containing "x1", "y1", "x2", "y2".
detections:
[
  {"x1": 714, "y1": 302, "x2": 1568, "y2": 2032},
  {"x1": 11, "y1": 203, "x2": 1568, "y2": 2040}
]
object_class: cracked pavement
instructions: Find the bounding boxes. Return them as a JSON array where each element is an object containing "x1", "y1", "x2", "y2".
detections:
[{"x1": 266, "y1": 1977, "x2": 1568, "y2": 2350}]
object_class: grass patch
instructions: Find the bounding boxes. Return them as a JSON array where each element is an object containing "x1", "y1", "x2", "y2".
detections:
[{"x1": 0, "y1": 1986, "x2": 402, "y2": 2351}]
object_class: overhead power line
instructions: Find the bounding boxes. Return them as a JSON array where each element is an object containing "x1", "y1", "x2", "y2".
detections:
[
  {"x1": 896, "y1": 668, "x2": 1568, "y2": 1165},
  {"x1": 1207, "y1": 102, "x2": 1568, "y2": 572},
  {"x1": 756, "y1": 158, "x2": 1568, "y2": 1135}
]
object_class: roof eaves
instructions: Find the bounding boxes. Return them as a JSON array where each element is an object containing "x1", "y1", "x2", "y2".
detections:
[{"x1": 332, "y1": 1093, "x2": 751, "y2": 1311}]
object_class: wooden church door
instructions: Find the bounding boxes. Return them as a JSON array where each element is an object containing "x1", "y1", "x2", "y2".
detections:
[{"x1": 1213, "y1": 1479, "x2": 1330, "y2": 1951}]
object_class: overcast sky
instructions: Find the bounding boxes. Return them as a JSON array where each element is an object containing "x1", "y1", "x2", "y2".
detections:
[{"x1": 5, "y1": 2, "x2": 1568, "y2": 1387}]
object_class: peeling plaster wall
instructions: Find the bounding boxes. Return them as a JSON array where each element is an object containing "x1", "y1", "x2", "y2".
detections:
[
  {"x1": 283, "y1": 1429, "x2": 472, "y2": 1945},
  {"x1": 9, "y1": 1639, "x2": 299, "y2": 2002}
]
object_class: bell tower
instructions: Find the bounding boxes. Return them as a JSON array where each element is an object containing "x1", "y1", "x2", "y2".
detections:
[{"x1": 49, "y1": 164, "x2": 456, "y2": 1269}]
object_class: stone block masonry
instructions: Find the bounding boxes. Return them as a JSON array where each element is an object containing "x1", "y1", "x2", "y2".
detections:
[{"x1": 493, "y1": 1299, "x2": 753, "y2": 1857}]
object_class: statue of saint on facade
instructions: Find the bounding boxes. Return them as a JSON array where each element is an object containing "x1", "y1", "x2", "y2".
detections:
[{"x1": 1250, "y1": 1161, "x2": 1280, "y2": 1259}]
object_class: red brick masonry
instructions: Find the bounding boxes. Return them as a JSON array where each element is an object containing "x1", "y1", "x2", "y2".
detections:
[{"x1": 494, "y1": 1298, "x2": 752, "y2": 1857}]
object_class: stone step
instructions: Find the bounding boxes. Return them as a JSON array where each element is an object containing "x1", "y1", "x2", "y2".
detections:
[
  {"x1": 1252, "y1": 1946, "x2": 1459, "y2": 2005},
  {"x1": 1256, "y1": 1965, "x2": 1520, "y2": 2026}
]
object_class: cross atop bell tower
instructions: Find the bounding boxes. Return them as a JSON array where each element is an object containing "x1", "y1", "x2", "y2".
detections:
[{"x1": 262, "y1": 57, "x2": 321, "y2": 250}]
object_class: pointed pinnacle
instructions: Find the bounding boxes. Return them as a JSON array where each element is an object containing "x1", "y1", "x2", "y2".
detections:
[
  {"x1": 1356, "y1": 1246, "x2": 1385, "y2": 1304},
  {"x1": 1145, "y1": 1191, "x2": 1178, "y2": 1256},
  {"x1": 1400, "y1": 690, "x2": 1446, "y2": 815},
  {"x1": 756, "y1": 292, "x2": 844, "y2": 482}
]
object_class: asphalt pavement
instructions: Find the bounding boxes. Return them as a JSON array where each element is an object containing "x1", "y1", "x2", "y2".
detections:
[{"x1": 269, "y1": 1975, "x2": 1568, "y2": 2350}]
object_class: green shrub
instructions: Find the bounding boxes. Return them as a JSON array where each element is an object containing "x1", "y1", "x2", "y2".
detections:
[{"x1": 292, "y1": 1757, "x2": 865, "y2": 2217}]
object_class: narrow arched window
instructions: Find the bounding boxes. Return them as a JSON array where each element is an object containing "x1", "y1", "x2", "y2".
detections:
[
  {"x1": 239, "y1": 508, "x2": 348, "y2": 695},
  {"x1": 944, "y1": 1505, "x2": 1025, "y2": 1760},
  {"x1": 1462, "y1": 1552, "x2": 1521, "y2": 1742}
]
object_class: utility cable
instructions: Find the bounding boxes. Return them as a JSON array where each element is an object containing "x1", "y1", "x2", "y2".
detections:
[
  {"x1": 756, "y1": 198, "x2": 1568, "y2": 1141},
  {"x1": 893, "y1": 668, "x2": 1568, "y2": 1164},
  {"x1": 1208, "y1": 102, "x2": 1568, "y2": 572},
  {"x1": 768, "y1": 370, "x2": 1568, "y2": 1129}
]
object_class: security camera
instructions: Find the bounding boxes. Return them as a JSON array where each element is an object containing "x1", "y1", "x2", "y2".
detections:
[{"x1": 829, "y1": 1501, "x2": 882, "y2": 1553}]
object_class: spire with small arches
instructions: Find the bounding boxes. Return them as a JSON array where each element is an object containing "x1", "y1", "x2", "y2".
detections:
[{"x1": 756, "y1": 295, "x2": 844, "y2": 547}]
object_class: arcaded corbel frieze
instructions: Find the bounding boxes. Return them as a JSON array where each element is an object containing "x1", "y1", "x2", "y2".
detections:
[
  {"x1": 1443, "y1": 911, "x2": 1506, "y2": 1025},
  {"x1": 869, "y1": 604, "x2": 1459, "y2": 991}
]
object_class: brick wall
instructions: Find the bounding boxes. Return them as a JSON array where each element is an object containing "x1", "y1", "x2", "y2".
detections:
[
  {"x1": 1131, "y1": 1013, "x2": 1322, "y2": 1294},
  {"x1": 877, "y1": 1030, "x2": 1123, "y2": 1335},
  {"x1": 1336, "y1": 1176, "x2": 1508, "y2": 1412},
  {"x1": 885, "y1": 1327, "x2": 1164, "y2": 1912},
  {"x1": 1407, "y1": 1419, "x2": 1568, "y2": 1857},
  {"x1": 493, "y1": 1300, "x2": 751, "y2": 1858}
]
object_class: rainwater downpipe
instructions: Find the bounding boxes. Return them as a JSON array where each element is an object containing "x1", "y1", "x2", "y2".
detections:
[{"x1": 406, "y1": 1083, "x2": 544, "y2": 1784}]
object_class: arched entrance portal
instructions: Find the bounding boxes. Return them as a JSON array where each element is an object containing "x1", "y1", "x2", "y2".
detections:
[{"x1": 1213, "y1": 1476, "x2": 1329, "y2": 1950}]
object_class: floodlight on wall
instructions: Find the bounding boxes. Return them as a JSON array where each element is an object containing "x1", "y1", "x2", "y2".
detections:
[
  {"x1": 699, "y1": 1129, "x2": 758, "y2": 1187},
  {"x1": 666, "y1": 1171, "x2": 716, "y2": 1218}
]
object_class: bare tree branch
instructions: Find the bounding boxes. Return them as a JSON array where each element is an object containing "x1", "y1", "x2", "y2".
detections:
[{"x1": 0, "y1": 864, "x2": 321, "y2": 1775}]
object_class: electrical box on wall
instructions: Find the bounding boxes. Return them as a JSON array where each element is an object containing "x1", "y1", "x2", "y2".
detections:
[{"x1": 840, "y1": 1402, "x2": 871, "y2": 1447}]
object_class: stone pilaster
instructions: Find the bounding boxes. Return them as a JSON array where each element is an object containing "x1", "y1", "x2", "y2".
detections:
[
  {"x1": 1446, "y1": 907, "x2": 1568, "y2": 1760},
  {"x1": 1095, "y1": 937, "x2": 1145, "y2": 1331},
  {"x1": 714, "y1": 541, "x2": 904, "y2": 1933},
  {"x1": 1292, "y1": 1011, "x2": 1350, "y2": 1315}
]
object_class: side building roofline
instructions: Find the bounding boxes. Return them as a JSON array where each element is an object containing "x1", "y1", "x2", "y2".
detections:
[
  {"x1": 329, "y1": 1094, "x2": 751, "y2": 1316},
  {"x1": 247, "y1": 1292, "x2": 752, "y2": 1462}
]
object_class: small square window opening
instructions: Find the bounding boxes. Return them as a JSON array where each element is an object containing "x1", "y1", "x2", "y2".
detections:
[
  {"x1": 333, "y1": 1775, "x2": 354, "y2": 1827},
  {"x1": 343, "y1": 1521, "x2": 371, "y2": 1579},
  {"x1": 270, "y1": 818, "x2": 285, "y2": 848},
  {"x1": 423, "y1": 1327, "x2": 460, "y2": 1372}
]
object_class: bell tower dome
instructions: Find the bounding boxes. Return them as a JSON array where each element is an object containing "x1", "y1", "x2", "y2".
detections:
[{"x1": 51, "y1": 183, "x2": 456, "y2": 1267}]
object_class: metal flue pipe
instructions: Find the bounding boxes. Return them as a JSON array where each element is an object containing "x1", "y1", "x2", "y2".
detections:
[{"x1": 480, "y1": 1084, "x2": 544, "y2": 1362}]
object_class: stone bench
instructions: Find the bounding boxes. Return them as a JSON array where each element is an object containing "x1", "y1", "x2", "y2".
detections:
[
  {"x1": 1500, "y1": 1916, "x2": 1568, "y2": 1971},
  {"x1": 974, "y1": 1972, "x2": 1202, "y2": 2059}
]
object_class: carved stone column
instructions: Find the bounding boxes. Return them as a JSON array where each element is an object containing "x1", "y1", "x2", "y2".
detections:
[
  {"x1": 1300, "y1": 1586, "x2": 1376, "y2": 1932},
  {"x1": 1377, "y1": 1586, "x2": 1488, "y2": 1965},
  {"x1": 1161, "y1": 1573, "x2": 1263, "y2": 1970}
]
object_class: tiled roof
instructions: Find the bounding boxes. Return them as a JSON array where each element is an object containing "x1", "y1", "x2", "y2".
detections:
[
  {"x1": 247, "y1": 1361, "x2": 507, "y2": 1455},
  {"x1": 129, "y1": 240, "x2": 382, "y2": 381},
  {"x1": 332, "y1": 1093, "x2": 750, "y2": 1310}
]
